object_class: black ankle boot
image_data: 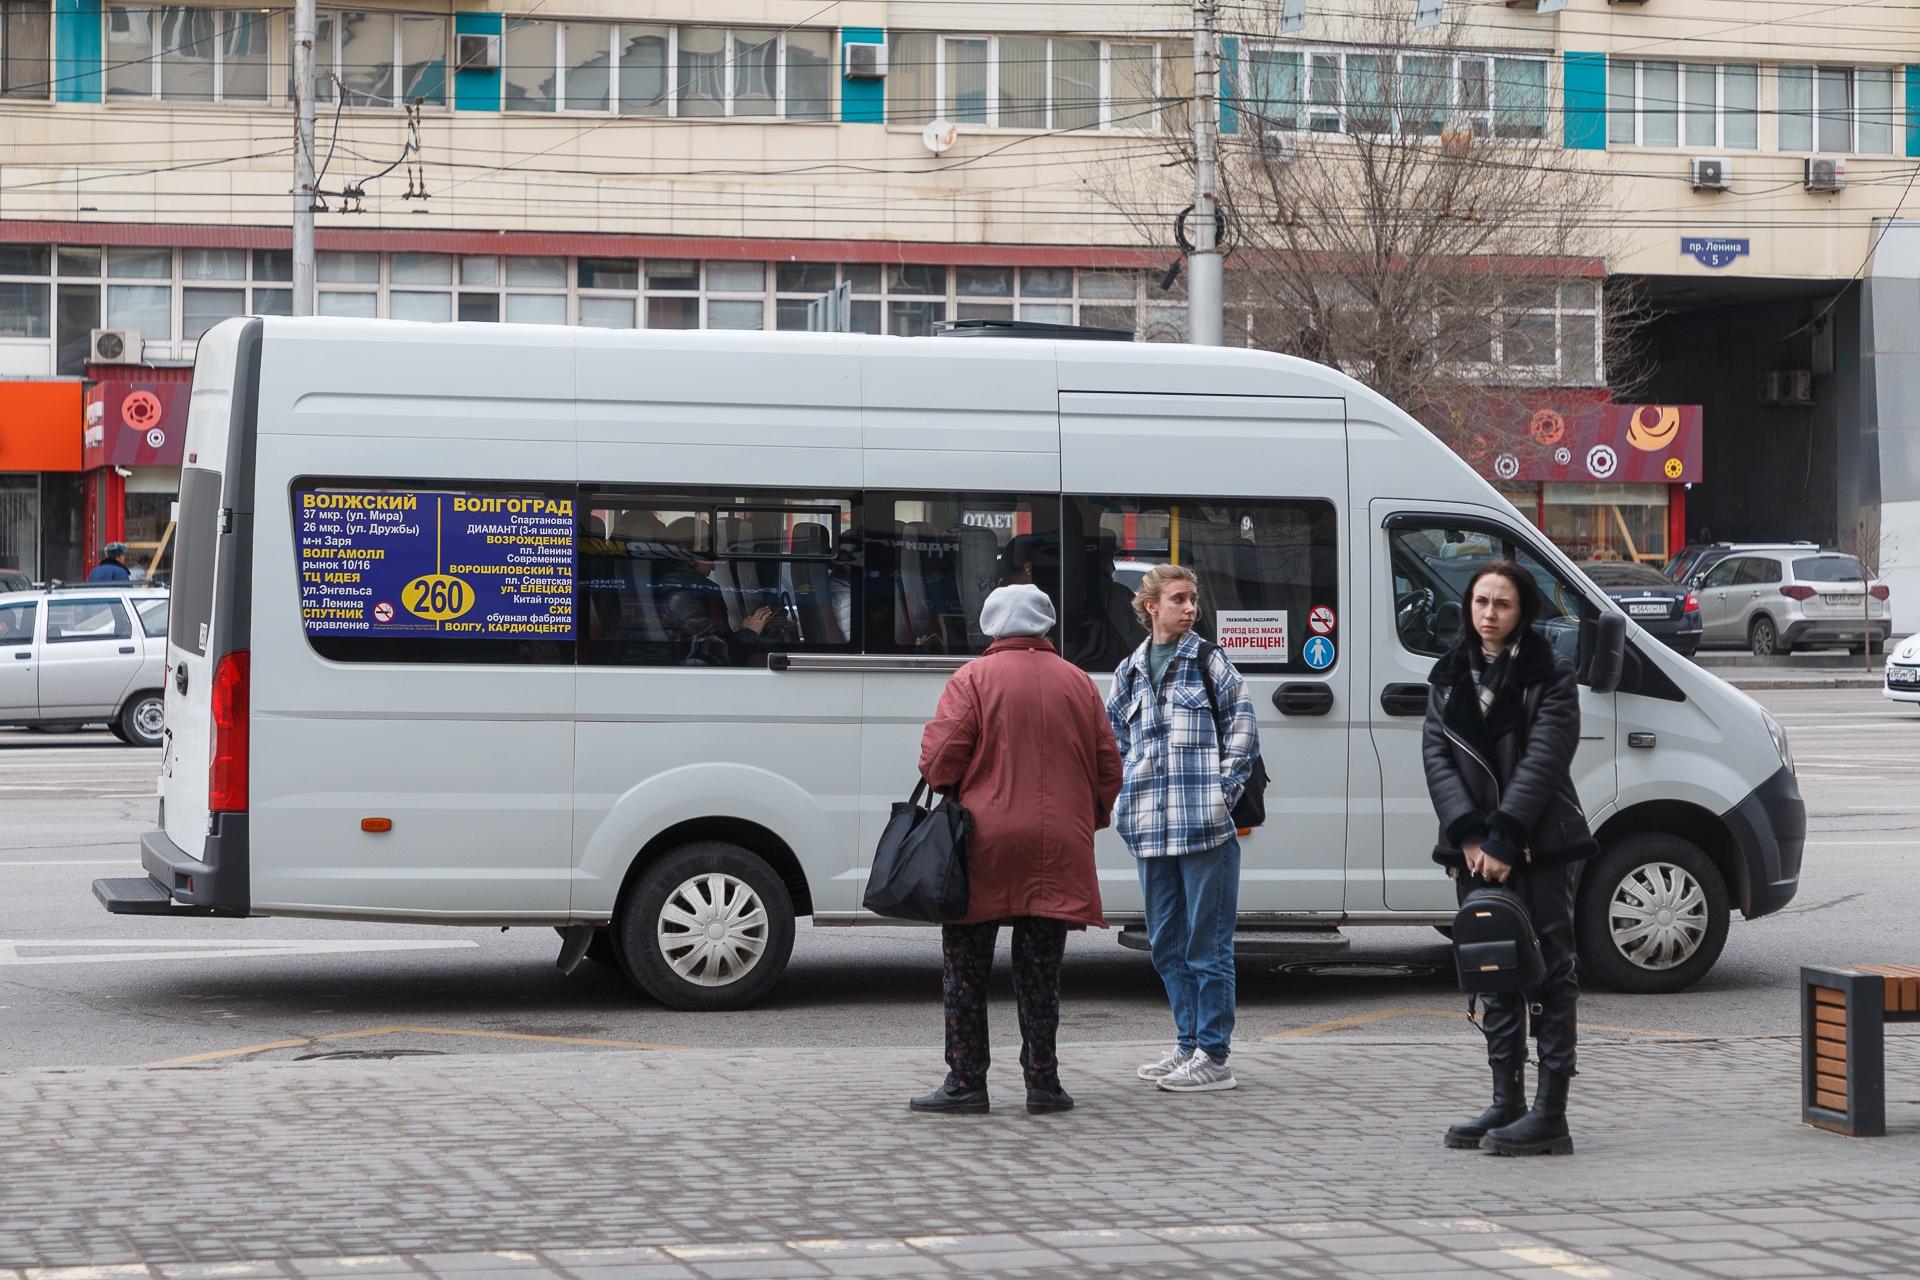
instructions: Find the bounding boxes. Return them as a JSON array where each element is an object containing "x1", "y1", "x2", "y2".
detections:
[
  {"x1": 1482, "y1": 1068, "x2": 1573, "y2": 1156},
  {"x1": 1444, "y1": 1065, "x2": 1525, "y2": 1150}
]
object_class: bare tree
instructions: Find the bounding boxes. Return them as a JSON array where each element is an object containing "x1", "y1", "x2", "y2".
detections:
[
  {"x1": 1837, "y1": 507, "x2": 1890, "y2": 669},
  {"x1": 1107, "y1": 0, "x2": 1648, "y2": 451}
]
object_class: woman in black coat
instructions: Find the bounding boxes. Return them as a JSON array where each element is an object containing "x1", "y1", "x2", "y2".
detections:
[{"x1": 1423, "y1": 561, "x2": 1598, "y2": 1157}]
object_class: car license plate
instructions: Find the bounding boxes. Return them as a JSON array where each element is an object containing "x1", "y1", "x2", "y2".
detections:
[
  {"x1": 1892, "y1": 668, "x2": 1919, "y2": 685},
  {"x1": 1830, "y1": 594, "x2": 1863, "y2": 607},
  {"x1": 1629, "y1": 602, "x2": 1667, "y2": 617}
]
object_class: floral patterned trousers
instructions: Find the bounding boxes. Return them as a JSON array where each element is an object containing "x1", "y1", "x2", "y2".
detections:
[{"x1": 940, "y1": 917, "x2": 1070, "y2": 1092}]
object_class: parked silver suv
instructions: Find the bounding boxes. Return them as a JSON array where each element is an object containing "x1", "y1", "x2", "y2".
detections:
[
  {"x1": 0, "y1": 585, "x2": 170, "y2": 746},
  {"x1": 1697, "y1": 550, "x2": 1891, "y2": 655}
]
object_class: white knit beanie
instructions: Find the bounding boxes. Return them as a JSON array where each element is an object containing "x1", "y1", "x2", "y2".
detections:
[{"x1": 979, "y1": 584, "x2": 1056, "y2": 639}]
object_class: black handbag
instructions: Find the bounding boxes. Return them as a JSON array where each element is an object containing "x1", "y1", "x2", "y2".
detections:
[
  {"x1": 1196, "y1": 640, "x2": 1269, "y2": 829},
  {"x1": 1452, "y1": 882, "x2": 1547, "y2": 994},
  {"x1": 862, "y1": 777, "x2": 972, "y2": 923}
]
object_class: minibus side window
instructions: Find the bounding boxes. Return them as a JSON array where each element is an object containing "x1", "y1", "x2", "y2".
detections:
[
  {"x1": 168, "y1": 466, "x2": 222, "y2": 657},
  {"x1": 1387, "y1": 521, "x2": 1595, "y2": 664},
  {"x1": 580, "y1": 486, "x2": 859, "y2": 668},
  {"x1": 1062, "y1": 496, "x2": 1338, "y2": 675},
  {"x1": 862, "y1": 493, "x2": 1061, "y2": 657}
]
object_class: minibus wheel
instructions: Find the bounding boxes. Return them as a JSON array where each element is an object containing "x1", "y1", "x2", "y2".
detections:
[
  {"x1": 616, "y1": 841, "x2": 796, "y2": 1011},
  {"x1": 1575, "y1": 834, "x2": 1729, "y2": 994}
]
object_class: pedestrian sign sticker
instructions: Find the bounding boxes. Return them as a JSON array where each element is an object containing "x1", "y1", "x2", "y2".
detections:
[
  {"x1": 296, "y1": 488, "x2": 576, "y2": 639},
  {"x1": 1216, "y1": 610, "x2": 1289, "y2": 664},
  {"x1": 1308, "y1": 605, "x2": 1336, "y2": 635},
  {"x1": 1302, "y1": 635, "x2": 1336, "y2": 670}
]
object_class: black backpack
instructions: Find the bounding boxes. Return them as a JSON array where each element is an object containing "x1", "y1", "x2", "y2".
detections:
[
  {"x1": 1452, "y1": 883, "x2": 1547, "y2": 994},
  {"x1": 1195, "y1": 640, "x2": 1269, "y2": 830}
]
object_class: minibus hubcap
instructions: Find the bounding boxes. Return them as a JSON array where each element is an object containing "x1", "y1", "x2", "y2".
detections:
[
  {"x1": 657, "y1": 873, "x2": 769, "y2": 987},
  {"x1": 1608, "y1": 862, "x2": 1708, "y2": 970}
]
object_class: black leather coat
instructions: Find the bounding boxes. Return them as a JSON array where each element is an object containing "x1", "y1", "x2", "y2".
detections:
[{"x1": 1422, "y1": 629, "x2": 1599, "y2": 870}]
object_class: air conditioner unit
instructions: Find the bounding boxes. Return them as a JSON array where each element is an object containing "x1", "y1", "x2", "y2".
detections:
[
  {"x1": 1257, "y1": 130, "x2": 1298, "y2": 165},
  {"x1": 1690, "y1": 157, "x2": 1731, "y2": 191},
  {"x1": 843, "y1": 41, "x2": 887, "y2": 79},
  {"x1": 89, "y1": 329, "x2": 141, "y2": 364},
  {"x1": 1805, "y1": 155, "x2": 1847, "y2": 192},
  {"x1": 1757, "y1": 370, "x2": 1786, "y2": 404},
  {"x1": 455, "y1": 32, "x2": 499, "y2": 73},
  {"x1": 1786, "y1": 369, "x2": 1814, "y2": 404}
]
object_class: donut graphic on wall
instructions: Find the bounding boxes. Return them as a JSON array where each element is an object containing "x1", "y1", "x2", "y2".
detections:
[
  {"x1": 1528, "y1": 408, "x2": 1567, "y2": 447},
  {"x1": 1627, "y1": 404, "x2": 1681, "y2": 452},
  {"x1": 122, "y1": 390, "x2": 163, "y2": 433}
]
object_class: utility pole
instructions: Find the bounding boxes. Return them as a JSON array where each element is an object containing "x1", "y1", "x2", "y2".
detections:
[
  {"x1": 1188, "y1": 0, "x2": 1223, "y2": 345},
  {"x1": 292, "y1": 0, "x2": 317, "y2": 315}
]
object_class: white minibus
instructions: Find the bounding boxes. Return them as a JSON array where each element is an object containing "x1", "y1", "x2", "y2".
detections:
[{"x1": 94, "y1": 318, "x2": 1805, "y2": 1010}]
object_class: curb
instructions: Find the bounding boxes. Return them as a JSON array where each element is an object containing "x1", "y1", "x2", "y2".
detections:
[{"x1": 1721, "y1": 677, "x2": 1888, "y2": 690}]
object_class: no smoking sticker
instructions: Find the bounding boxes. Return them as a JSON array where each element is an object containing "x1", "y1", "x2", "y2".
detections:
[
  {"x1": 372, "y1": 601, "x2": 395, "y2": 624},
  {"x1": 1308, "y1": 605, "x2": 1337, "y2": 635}
]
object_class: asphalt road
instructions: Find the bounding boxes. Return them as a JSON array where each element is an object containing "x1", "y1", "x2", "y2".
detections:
[{"x1": 3, "y1": 686, "x2": 1915, "y2": 1072}]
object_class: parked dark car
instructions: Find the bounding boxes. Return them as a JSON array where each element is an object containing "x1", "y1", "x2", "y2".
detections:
[
  {"x1": 1580, "y1": 560, "x2": 1702, "y2": 656},
  {"x1": 0, "y1": 568, "x2": 30, "y2": 594}
]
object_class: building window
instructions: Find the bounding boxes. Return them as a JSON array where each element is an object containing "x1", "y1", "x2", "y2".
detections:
[
  {"x1": 505, "y1": 20, "x2": 829, "y2": 119},
  {"x1": 108, "y1": 5, "x2": 268, "y2": 101},
  {"x1": 291, "y1": 9, "x2": 446, "y2": 106},
  {"x1": 2, "y1": 0, "x2": 50, "y2": 99},
  {"x1": 888, "y1": 32, "x2": 1176, "y2": 131},
  {"x1": 1245, "y1": 48, "x2": 1548, "y2": 140},
  {"x1": 0, "y1": 244, "x2": 49, "y2": 338},
  {"x1": 1607, "y1": 61, "x2": 1757, "y2": 150},
  {"x1": 1779, "y1": 65, "x2": 1896, "y2": 153}
]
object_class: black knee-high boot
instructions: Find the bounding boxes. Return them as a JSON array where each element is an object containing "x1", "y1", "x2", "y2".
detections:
[
  {"x1": 1482, "y1": 1066, "x2": 1573, "y2": 1156},
  {"x1": 1444, "y1": 1062, "x2": 1526, "y2": 1150}
]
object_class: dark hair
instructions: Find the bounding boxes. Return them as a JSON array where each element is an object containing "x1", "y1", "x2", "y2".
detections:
[{"x1": 1464, "y1": 559, "x2": 1544, "y2": 643}]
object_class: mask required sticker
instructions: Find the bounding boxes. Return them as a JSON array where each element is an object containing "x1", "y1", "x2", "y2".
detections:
[
  {"x1": 296, "y1": 488, "x2": 576, "y2": 639},
  {"x1": 1215, "y1": 609, "x2": 1290, "y2": 664}
]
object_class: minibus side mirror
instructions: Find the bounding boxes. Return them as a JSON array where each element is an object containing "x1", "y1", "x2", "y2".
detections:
[{"x1": 1584, "y1": 612, "x2": 1627, "y2": 695}]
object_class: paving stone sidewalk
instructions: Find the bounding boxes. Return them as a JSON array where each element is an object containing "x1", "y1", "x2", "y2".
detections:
[{"x1": 3, "y1": 1035, "x2": 1917, "y2": 1278}]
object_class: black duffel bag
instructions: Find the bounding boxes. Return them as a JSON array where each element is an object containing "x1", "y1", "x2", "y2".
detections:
[
  {"x1": 862, "y1": 777, "x2": 972, "y2": 923},
  {"x1": 1452, "y1": 882, "x2": 1547, "y2": 994}
]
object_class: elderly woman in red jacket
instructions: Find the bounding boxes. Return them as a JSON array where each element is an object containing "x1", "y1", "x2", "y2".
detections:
[{"x1": 910, "y1": 583, "x2": 1124, "y2": 1117}]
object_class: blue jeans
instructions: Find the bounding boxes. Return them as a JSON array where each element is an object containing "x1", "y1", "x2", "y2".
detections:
[{"x1": 1137, "y1": 836, "x2": 1240, "y2": 1063}]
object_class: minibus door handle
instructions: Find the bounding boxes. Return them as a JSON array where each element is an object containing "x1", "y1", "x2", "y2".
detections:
[
  {"x1": 1379, "y1": 683, "x2": 1429, "y2": 717},
  {"x1": 1273, "y1": 683, "x2": 1335, "y2": 717}
]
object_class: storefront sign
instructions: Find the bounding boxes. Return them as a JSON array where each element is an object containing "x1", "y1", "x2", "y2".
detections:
[
  {"x1": 0, "y1": 381, "x2": 84, "y2": 471},
  {"x1": 1477, "y1": 403, "x2": 1703, "y2": 485},
  {"x1": 1681, "y1": 237, "x2": 1749, "y2": 269},
  {"x1": 83, "y1": 380, "x2": 188, "y2": 469},
  {"x1": 296, "y1": 489, "x2": 576, "y2": 639}
]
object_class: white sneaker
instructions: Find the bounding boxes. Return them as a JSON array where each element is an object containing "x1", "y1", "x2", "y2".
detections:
[
  {"x1": 1136, "y1": 1047, "x2": 1193, "y2": 1081},
  {"x1": 1156, "y1": 1051, "x2": 1237, "y2": 1093}
]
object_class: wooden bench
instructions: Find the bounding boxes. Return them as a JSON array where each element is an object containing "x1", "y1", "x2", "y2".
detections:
[{"x1": 1802, "y1": 963, "x2": 1920, "y2": 1136}]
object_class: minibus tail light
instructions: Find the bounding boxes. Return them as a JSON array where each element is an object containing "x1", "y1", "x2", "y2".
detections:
[
  {"x1": 209, "y1": 650, "x2": 250, "y2": 814},
  {"x1": 1778, "y1": 585, "x2": 1816, "y2": 601}
]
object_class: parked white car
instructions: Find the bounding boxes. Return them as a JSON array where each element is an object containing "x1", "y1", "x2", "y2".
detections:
[
  {"x1": 1886, "y1": 634, "x2": 1920, "y2": 704},
  {"x1": 0, "y1": 585, "x2": 170, "y2": 746}
]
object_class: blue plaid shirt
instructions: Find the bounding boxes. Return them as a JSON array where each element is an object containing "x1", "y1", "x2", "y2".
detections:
[{"x1": 1106, "y1": 631, "x2": 1260, "y2": 860}]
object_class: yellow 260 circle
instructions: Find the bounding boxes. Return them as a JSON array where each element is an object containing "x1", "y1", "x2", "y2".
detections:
[{"x1": 403, "y1": 574, "x2": 475, "y2": 621}]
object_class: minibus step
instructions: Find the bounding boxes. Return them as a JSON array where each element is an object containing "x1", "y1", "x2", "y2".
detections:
[
  {"x1": 1118, "y1": 927, "x2": 1350, "y2": 957},
  {"x1": 92, "y1": 875, "x2": 178, "y2": 915}
]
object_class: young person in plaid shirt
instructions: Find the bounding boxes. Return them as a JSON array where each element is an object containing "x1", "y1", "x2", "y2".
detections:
[{"x1": 1105, "y1": 565, "x2": 1260, "y2": 1093}]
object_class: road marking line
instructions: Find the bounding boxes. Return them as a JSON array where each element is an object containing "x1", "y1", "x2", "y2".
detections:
[
  {"x1": 0, "y1": 860, "x2": 135, "y2": 868},
  {"x1": 148, "y1": 1023, "x2": 686, "y2": 1067},
  {"x1": 0, "y1": 938, "x2": 480, "y2": 966},
  {"x1": 1265, "y1": 1007, "x2": 1694, "y2": 1040}
]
